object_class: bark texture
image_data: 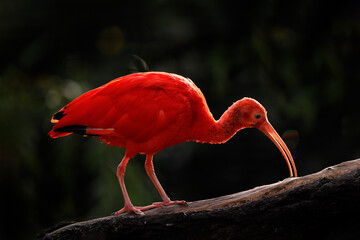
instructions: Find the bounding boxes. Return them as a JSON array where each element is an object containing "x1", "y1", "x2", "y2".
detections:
[{"x1": 39, "y1": 159, "x2": 360, "y2": 240}]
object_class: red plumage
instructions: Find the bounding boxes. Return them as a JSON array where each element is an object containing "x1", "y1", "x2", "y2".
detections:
[
  {"x1": 49, "y1": 71, "x2": 297, "y2": 215},
  {"x1": 50, "y1": 72, "x2": 212, "y2": 156}
]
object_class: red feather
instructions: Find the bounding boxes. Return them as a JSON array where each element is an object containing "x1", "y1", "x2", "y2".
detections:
[
  {"x1": 49, "y1": 72, "x2": 213, "y2": 156},
  {"x1": 49, "y1": 71, "x2": 297, "y2": 215}
]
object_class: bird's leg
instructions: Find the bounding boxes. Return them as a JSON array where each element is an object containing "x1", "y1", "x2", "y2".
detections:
[
  {"x1": 113, "y1": 154, "x2": 144, "y2": 215},
  {"x1": 142, "y1": 154, "x2": 187, "y2": 210},
  {"x1": 113, "y1": 154, "x2": 186, "y2": 215}
]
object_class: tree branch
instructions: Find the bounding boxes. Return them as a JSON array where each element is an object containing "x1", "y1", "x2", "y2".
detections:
[{"x1": 39, "y1": 159, "x2": 360, "y2": 240}]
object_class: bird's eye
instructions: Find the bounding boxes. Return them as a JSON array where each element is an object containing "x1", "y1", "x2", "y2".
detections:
[{"x1": 254, "y1": 113, "x2": 261, "y2": 119}]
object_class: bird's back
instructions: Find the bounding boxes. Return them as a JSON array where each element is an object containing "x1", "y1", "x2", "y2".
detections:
[{"x1": 49, "y1": 72, "x2": 214, "y2": 156}]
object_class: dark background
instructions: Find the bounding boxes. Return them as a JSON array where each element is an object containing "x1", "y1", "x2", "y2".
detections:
[{"x1": 1, "y1": 0, "x2": 360, "y2": 239}]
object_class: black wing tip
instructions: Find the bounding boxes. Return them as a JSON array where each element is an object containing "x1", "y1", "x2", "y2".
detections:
[
  {"x1": 53, "y1": 125, "x2": 101, "y2": 137},
  {"x1": 53, "y1": 125, "x2": 87, "y2": 135},
  {"x1": 51, "y1": 110, "x2": 66, "y2": 123}
]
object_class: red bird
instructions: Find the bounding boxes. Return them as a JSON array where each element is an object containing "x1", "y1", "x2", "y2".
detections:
[{"x1": 49, "y1": 72, "x2": 297, "y2": 215}]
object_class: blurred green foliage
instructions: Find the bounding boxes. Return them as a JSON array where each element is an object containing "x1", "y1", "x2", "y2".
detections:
[{"x1": 1, "y1": 0, "x2": 360, "y2": 239}]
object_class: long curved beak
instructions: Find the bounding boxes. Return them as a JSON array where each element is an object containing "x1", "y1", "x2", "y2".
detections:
[{"x1": 258, "y1": 121, "x2": 298, "y2": 177}]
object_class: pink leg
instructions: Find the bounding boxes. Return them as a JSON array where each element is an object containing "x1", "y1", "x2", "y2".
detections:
[
  {"x1": 113, "y1": 154, "x2": 144, "y2": 215},
  {"x1": 143, "y1": 154, "x2": 186, "y2": 210},
  {"x1": 114, "y1": 153, "x2": 186, "y2": 216}
]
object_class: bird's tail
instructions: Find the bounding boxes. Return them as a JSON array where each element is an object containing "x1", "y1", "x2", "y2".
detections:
[
  {"x1": 48, "y1": 129, "x2": 72, "y2": 138},
  {"x1": 49, "y1": 125, "x2": 87, "y2": 138},
  {"x1": 49, "y1": 125, "x2": 115, "y2": 138}
]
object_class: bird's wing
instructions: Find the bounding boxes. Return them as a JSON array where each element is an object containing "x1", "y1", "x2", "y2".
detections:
[{"x1": 49, "y1": 73, "x2": 196, "y2": 145}]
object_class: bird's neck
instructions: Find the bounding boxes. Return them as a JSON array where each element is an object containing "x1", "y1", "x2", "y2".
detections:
[{"x1": 194, "y1": 102, "x2": 245, "y2": 144}]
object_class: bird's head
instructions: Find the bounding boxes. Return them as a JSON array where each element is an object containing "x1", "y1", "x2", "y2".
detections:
[
  {"x1": 236, "y1": 98, "x2": 298, "y2": 177},
  {"x1": 235, "y1": 97, "x2": 267, "y2": 128}
]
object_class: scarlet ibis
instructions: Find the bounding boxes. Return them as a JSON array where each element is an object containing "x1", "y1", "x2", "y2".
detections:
[{"x1": 49, "y1": 71, "x2": 297, "y2": 215}]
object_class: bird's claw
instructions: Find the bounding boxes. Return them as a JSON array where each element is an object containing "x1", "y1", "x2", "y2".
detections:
[
  {"x1": 113, "y1": 200, "x2": 187, "y2": 215},
  {"x1": 113, "y1": 206, "x2": 145, "y2": 216},
  {"x1": 149, "y1": 200, "x2": 187, "y2": 208}
]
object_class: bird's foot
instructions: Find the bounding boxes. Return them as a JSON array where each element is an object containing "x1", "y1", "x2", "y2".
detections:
[
  {"x1": 113, "y1": 200, "x2": 187, "y2": 215},
  {"x1": 141, "y1": 200, "x2": 188, "y2": 211},
  {"x1": 112, "y1": 206, "x2": 145, "y2": 216}
]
